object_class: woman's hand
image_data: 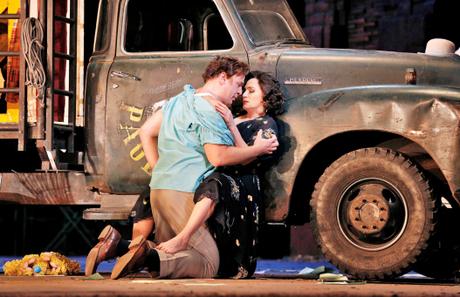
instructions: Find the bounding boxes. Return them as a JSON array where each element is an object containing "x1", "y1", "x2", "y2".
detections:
[
  {"x1": 215, "y1": 102, "x2": 235, "y2": 129},
  {"x1": 253, "y1": 129, "x2": 279, "y2": 155}
]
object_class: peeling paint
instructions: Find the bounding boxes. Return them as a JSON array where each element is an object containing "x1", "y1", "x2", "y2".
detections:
[
  {"x1": 408, "y1": 130, "x2": 427, "y2": 138},
  {"x1": 319, "y1": 92, "x2": 344, "y2": 111}
]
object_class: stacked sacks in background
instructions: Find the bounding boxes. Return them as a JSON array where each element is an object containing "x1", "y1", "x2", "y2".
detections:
[{"x1": 3, "y1": 252, "x2": 80, "y2": 276}]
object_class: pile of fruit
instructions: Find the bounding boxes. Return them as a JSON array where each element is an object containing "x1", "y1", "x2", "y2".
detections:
[{"x1": 3, "y1": 252, "x2": 80, "y2": 276}]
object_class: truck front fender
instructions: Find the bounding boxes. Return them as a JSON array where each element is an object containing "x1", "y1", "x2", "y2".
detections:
[{"x1": 266, "y1": 84, "x2": 460, "y2": 222}]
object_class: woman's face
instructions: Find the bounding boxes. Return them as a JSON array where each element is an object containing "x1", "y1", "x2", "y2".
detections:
[{"x1": 242, "y1": 78, "x2": 265, "y2": 112}]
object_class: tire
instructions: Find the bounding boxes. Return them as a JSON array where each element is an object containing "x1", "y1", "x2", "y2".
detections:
[{"x1": 310, "y1": 148, "x2": 437, "y2": 279}]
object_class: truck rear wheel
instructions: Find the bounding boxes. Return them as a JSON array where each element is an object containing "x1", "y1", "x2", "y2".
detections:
[{"x1": 310, "y1": 148, "x2": 437, "y2": 279}]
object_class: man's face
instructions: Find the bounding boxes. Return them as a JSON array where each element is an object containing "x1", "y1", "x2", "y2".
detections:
[{"x1": 221, "y1": 73, "x2": 245, "y2": 106}]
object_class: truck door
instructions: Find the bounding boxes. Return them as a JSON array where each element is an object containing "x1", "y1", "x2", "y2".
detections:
[{"x1": 104, "y1": 0, "x2": 248, "y2": 193}]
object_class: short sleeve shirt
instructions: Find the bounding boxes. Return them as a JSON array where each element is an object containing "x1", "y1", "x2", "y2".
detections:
[{"x1": 149, "y1": 85, "x2": 234, "y2": 192}]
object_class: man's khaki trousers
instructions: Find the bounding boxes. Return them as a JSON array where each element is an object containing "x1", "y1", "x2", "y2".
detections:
[{"x1": 150, "y1": 189, "x2": 219, "y2": 278}]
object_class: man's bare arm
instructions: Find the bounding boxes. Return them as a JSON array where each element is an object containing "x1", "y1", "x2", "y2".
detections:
[
  {"x1": 204, "y1": 130, "x2": 278, "y2": 167},
  {"x1": 139, "y1": 109, "x2": 163, "y2": 168}
]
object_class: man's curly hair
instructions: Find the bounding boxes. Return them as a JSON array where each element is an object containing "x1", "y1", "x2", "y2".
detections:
[
  {"x1": 246, "y1": 71, "x2": 285, "y2": 116},
  {"x1": 202, "y1": 56, "x2": 249, "y2": 82}
]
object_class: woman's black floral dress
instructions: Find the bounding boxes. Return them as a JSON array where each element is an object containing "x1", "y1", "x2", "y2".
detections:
[{"x1": 194, "y1": 115, "x2": 279, "y2": 279}]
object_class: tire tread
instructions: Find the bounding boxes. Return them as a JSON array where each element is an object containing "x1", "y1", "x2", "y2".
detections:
[{"x1": 310, "y1": 147, "x2": 437, "y2": 280}]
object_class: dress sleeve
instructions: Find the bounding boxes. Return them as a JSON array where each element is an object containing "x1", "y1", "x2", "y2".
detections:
[{"x1": 193, "y1": 172, "x2": 221, "y2": 204}]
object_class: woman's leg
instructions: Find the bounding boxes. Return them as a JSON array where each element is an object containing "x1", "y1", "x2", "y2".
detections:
[
  {"x1": 156, "y1": 197, "x2": 215, "y2": 254},
  {"x1": 132, "y1": 217, "x2": 155, "y2": 240},
  {"x1": 152, "y1": 189, "x2": 219, "y2": 278}
]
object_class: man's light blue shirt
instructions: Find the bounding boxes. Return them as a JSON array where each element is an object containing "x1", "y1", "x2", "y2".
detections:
[{"x1": 149, "y1": 85, "x2": 234, "y2": 192}]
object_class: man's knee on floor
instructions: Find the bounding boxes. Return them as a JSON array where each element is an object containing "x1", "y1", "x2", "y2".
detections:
[{"x1": 157, "y1": 249, "x2": 217, "y2": 278}]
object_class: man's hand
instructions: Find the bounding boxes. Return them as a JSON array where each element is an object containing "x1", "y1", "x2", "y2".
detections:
[{"x1": 253, "y1": 129, "x2": 279, "y2": 155}]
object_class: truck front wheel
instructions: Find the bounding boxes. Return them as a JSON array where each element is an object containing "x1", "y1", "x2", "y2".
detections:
[{"x1": 310, "y1": 148, "x2": 437, "y2": 279}]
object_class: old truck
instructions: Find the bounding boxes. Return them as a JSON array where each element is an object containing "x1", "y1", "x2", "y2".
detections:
[{"x1": 1, "y1": 0, "x2": 460, "y2": 280}]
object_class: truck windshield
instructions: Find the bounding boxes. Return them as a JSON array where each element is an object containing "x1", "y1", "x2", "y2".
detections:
[{"x1": 230, "y1": 0, "x2": 307, "y2": 46}]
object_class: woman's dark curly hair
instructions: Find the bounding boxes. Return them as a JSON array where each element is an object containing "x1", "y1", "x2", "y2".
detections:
[{"x1": 248, "y1": 71, "x2": 285, "y2": 116}]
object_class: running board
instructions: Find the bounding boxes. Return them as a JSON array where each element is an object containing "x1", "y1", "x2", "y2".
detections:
[
  {"x1": 82, "y1": 194, "x2": 138, "y2": 220},
  {"x1": 83, "y1": 207, "x2": 132, "y2": 220}
]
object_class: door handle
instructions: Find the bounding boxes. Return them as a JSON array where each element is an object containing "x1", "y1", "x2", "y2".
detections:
[{"x1": 110, "y1": 70, "x2": 141, "y2": 81}]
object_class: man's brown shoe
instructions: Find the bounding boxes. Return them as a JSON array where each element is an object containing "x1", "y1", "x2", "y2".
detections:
[
  {"x1": 85, "y1": 225, "x2": 121, "y2": 276},
  {"x1": 111, "y1": 235, "x2": 149, "y2": 279}
]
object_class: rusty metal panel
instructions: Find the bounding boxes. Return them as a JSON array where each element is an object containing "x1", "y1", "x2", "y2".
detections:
[
  {"x1": 84, "y1": 0, "x2": 120, "y2": 191},
  {"x1": 0, "y1": 171, "x2": 96, "y2": 205},
  {"x1": 276, "y1": 48, "x2": 460, "y2": 100},
  {"x1": 251, "y1": 46, "x2": 460, "y2": 221},
  {"x1": 263, "y1": 85, "x2": 460, "y2": 221}
]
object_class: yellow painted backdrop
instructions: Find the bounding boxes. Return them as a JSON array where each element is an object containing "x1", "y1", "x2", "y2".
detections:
[{"x1": 0, "y1": 0, "x2": 20, "y2": 123}]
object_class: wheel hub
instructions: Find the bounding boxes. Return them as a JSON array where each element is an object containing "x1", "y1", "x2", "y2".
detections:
[
  {"x1": 348, "y1": 193, "x2": 390, "y2": 234},
  {"x1": 338, "y1": 178, "x2": 409, "y2": 251}
]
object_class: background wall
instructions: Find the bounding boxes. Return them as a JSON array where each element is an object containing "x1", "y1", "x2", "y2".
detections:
[{"x1": 288, "y1": 0, "x2": 459, "y2": 52}]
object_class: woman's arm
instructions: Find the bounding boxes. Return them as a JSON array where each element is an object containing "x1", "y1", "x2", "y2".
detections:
[{"x1": 215, "y1": 102, "x2": 247, "y2": 148}]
